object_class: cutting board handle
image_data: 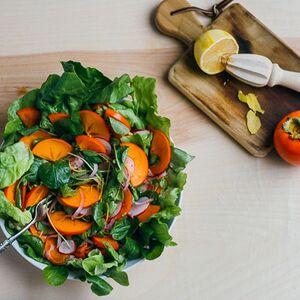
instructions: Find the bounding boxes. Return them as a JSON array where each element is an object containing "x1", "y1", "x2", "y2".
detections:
[{"x1": 155, "y1": 0, "x2": 205, "y2": 45}]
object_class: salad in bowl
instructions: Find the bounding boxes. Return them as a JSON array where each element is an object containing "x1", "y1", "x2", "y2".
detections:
[{"x1": 0, "y1": 61, "x2": 193, "y2": 296}]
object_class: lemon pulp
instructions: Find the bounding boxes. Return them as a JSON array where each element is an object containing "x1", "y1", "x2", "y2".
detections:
[{"x1": 194, "y1": 29, "x2": 239, "y2": 75}]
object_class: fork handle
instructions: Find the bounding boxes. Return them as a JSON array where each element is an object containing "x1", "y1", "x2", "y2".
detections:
[
  {"x1": 269, "y1": 64, "x2": 300, "y2": 93},
  {"x1": 0, "y1": 220, "x2": 34, "y2": 253}
]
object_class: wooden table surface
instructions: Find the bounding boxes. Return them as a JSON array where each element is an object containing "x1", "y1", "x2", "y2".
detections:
[{"x1": 1, "y1": 1, "x2": 300, "y2": 300}]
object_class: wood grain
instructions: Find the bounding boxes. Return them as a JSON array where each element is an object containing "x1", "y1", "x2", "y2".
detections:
[
  {"x1": 156, "y1": 2, "x2": 300, "y2": 157},
  {"x1": 0, "y1": 49, "x2": 200, "y2": 145}
]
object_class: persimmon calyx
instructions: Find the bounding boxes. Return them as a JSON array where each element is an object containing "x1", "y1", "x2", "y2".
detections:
[{"x1": 283, "y1": 117, "x2": 300, "y2": 139}]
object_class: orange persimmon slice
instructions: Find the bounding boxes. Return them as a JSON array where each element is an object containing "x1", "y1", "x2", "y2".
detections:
[
  {"x1": 79, "y1": 110, "x2": 110, "y2": 141},
  {"x1": 149, "y1": 130, "x2": 171, "y2": 175},
  {"x1": 3, "y1": 181, "x2": 18, "y2": 206},
  {"x1": 137, "y1": 205, "x2": 160, "y2": 222},
  {"x1": 32, "y1": 138, "x2": 72, "y2": 161},
  {"x1": 114, "y1": 188, "x2": 132, "y2": 220},
  {"x1": 120, "y1": 142, "x2": 148, "y2": 187},
  {"x1": 17, "y1": 107, "x2": 41, "y2": 128},
  {"x1": 59, "y1": 184, "x2": 101, "y2": 209},
  {"x1": 25, "y1": 185, "x2": 49, "y2": 208},
  {"x1": 74, "y1": 242, "x2": 92, "y2": 259},
  {"x1": 105, "y1": 108, "x2": 131, "y2": 130},
  {"x1": 48, "y1": 211, "x2": 92, "y2": 235},
  {"x1": 48, "y1": 113, "x2": 70, "y2": 123},
  {"x1": 44, "y1": 237, "x2": 69, "y2": 265},
  {"x1": 20, "y1": 130, "x2": 52, "y2": 149},
  {"x1": 75, "y1": 135, "x2": 108, "y2": 154},
  {"x1": 92, "y1": 236, "x2": 120, "y2": 251}
]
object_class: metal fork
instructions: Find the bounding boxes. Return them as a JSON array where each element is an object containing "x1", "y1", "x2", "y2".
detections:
[{"x1": 0, "y1": 198, "x2": 51, "y2": 253}]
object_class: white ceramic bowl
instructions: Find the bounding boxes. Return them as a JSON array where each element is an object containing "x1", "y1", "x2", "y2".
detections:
[{"x1": 0, "y1": 192, "x2": 183, "y2": 279}]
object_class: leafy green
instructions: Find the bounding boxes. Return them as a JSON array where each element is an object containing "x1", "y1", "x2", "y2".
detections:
[
  {"x1": 167, "y1": 169, "x2": 187, "y2": 191},
  {"x1": 146, "y1": 108, "x2": 171, "y2": 140},
  {"x1": 150, "y1": 205, "x2": 181, "y2": 221},
  {"x1": 170, "y1": 148, "x2": 195, "y2": 173},
  {"x1": 132, "y1": 76, "x2": 158, "y2": 115},
  {"x1": 21, "y1": 244, "x2": 50, "y2": 265},
  {"x1": 110, "y1": 270, "x2": 129, "y2": 286},
  {"x1": 85, "y1": 273, "x2": 113, "y2": 296},
  {"x1": 151, "y1": 220, "x2": 173, "y2": 246},
  {"x1": 18, "y1": 233, "x2": 44, "y2": 256},
  {"x1": 120, "y1": 237, "x2": 141, "y2": 259},
  {"x1": 121, "y1": 131, "x2": 153, "y2": 153},
  {"x1": 90, "y1": 74, "x2": 133, "y2": 104},
  {"x1": 82, "y1": 251, "x2": 106, "y2": 275},
  {"x1": 59, "y1": 184, "x2": 76, "y2": 197},
  {"x1": 26, "y1": 157, "x2": 45, "y2": 183},
  {"x1": 53, "y1": 112, "x2": 83, "y2": 140},
  {"x1": 3, "y1": 89, "x2": 39, "y2": 138},
  {"x1": 111, "y1": 218, "x2": 131, "y2": 241},
  {"x1": 38, "y1": 160, "x2": 71, "y2": 189},
  {"x1": 143, "y1": 242, "x2": 164, "y2": 260},
  {"x1": 61, "y1": 61, "x2": 111, "y2": 92},
  {"x1": 82, "y1": 249, "x2": 117, "y2": 276},
  {"x1": 92, "y1": 201, "x2": 104, "y2": 227},
  {"x1": 43, "y1": 265, "x2": 69, "y2": 286},
  {"x1": 0, "y1": 142, "x2": 34, "y2": 189},
  {"x1": 159, "y1": 187, "x2": 180, "y2": 209},
  {"x1": 109, "y1": 117, "x2": 130, "y2": 135},
  {"x1": 0, "y1": 191, "x2": 31, "y2": 226},
  {"x1": 36, "y1": 73, "x2": 88, "y2": 114},
  {"x1": 108, "y1": 103, "x2": 145, "y2": 129}
]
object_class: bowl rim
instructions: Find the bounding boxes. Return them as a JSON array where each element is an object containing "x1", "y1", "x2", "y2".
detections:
[{"x1": 0, "y1": 191, "x2": 183, "y2": 279}]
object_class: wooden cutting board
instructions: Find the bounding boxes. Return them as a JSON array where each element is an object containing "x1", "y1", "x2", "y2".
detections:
[{"x1": 155, "y1": 0, "x2": 300, "y2": 157}]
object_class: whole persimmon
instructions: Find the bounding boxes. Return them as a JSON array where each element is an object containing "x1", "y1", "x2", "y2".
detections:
[{"x1": 274, "y1": 111, "x2": 300, "y2": 166}]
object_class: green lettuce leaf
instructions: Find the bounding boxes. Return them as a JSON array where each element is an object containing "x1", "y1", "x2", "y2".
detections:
[
  {"x1": 170, "y1": 148, "x2": 195, "y2": 173},
  {"x1": 0, "y1": 191, "x2": 32, "y2": 226},
  {"x1": 0, "y1": 142, "x2": 33, "y2": 189},
  {"x1": 120, "y1": 131, "x2": 153, "y2": 153},
  {"x1": 38, "y1": 160, "x2": 71, "y2": 189},
  {"x1": 90, "y1": 74, "x2": 133, "y2": 104},
  {"x1": 110, "y1": 218, "x2": 131, "y2": 241},
  {"x1": 146, "y1": 107, "x2": 171, "y2": 140},
  {"x1": 85, "y1": 273, "x2": 113, "y2": 296},
  {"x1": 43, "y1": 265, "x2": 69, "y2": 286},
  {"x1": 132, "y1": 76, "x2": 158, "y2": 115},
  {"x1": 108, "y1": 103, "x2": 145, "y2": 129},
  {"x1": 110, "y1": 270, "x2": 129, "y2": 286},
  {"x1": 3, "y1": 89, "x2": 39, "y2": 138},
  {"x1": 61, "y1": 61, "x2": 111, "y2": 92}
]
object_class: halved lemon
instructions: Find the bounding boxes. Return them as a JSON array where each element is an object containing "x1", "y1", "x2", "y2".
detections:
[{"x1": 194, "y1": 29, "x2": 239, "y2": 75}]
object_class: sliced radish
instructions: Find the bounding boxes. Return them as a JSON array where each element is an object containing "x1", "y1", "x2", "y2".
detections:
[
  {"x1": 122, "y1": 167, "x2": 130, "y2": 190},
  {"x1": 147, "y1": 169, "x2": 154, "y2": 177},
  {"x1": 90, "y1": 163, "x2": 99, "y2": 178},
  {"x1": 96, "y1": 138, "x2": 112, "y2": 155},
  {"x1": 58, "y1": 240, "x2": 76, "y2": 254},
  {"x1": 128, "y1": 202, "x2": 150, "y2": 218},
  {"x1": 72, "y1": 190, "x2": 85, "y2": 219},
  {"x1": 57, "y1": 235, "x2": 62, "y2": 248},
  {"x1": 136, "y1": 196, "x2": 153, "y2": 206},
  {"x1": 104, "y1": 217, "x2": 116, "y2": 231},
  {"x1": 69, "y1": 156, "x2": 84, "y2": 170},
  {"x1": 48, "y1": 198, "x2": 57, "y2": 213},
  {"x1": 80, "y1": 207, "x2": 92, "y2": 216},
  {"x1": 125, "y1": 156, "x2": 135, "y2": 174},
  {"x1": 134, "y1": 130, "x2": 150, "y2": 135}
]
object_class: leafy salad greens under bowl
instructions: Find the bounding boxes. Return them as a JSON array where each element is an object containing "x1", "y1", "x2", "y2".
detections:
[{"x1": 0, "y1": 61, "x2": 193, "y2": 297}]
